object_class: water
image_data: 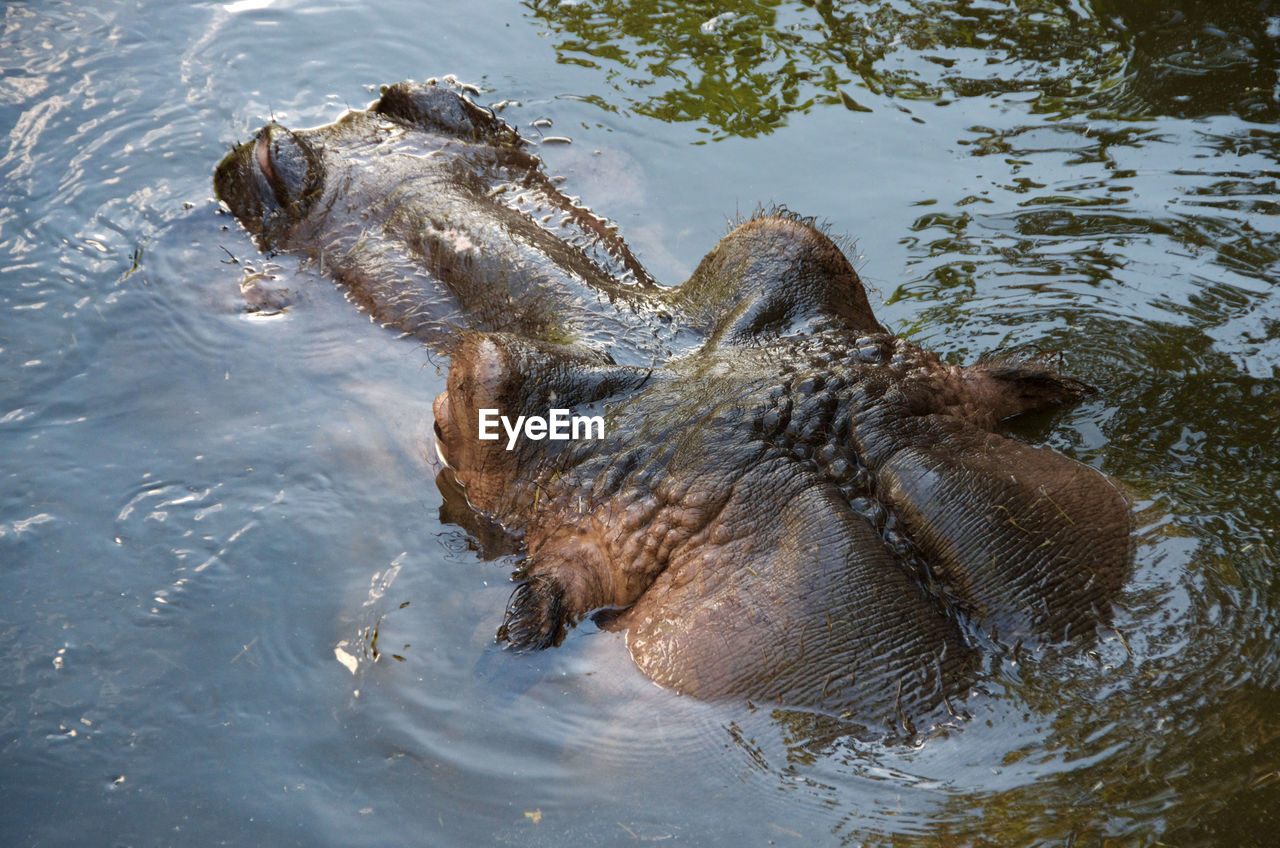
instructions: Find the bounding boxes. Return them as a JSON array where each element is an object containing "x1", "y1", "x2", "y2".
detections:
[{"x1": 2, "y1": 0, "x2": 1278, "y2": 844}]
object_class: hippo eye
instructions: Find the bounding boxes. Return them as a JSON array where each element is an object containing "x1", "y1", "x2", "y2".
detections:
[
  {"x1": 254, "y1": 124, "x2": 322, "y2": 217},
  {"x1": 433, "y1": 425, "x2": 452, "y2": 470}
]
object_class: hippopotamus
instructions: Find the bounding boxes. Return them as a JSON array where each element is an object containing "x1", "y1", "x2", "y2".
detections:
[{"x1": 214, "y1": 81, "x2": 1131, "y2": 733}]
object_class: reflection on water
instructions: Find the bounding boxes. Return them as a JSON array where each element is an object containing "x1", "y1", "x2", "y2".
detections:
[
  {"x1": 2, "y1": 0, "x2": 1279, "y2": 845},
  {"x1": 1095, "y1": 0, "x2": 1280, "y2": 121},
  {"x1": 529, "y1": 0, "x2": 1280, "y2": 138},
  {"x1": 526, "y1": 0, "x2": 1119, "y2": 138}
]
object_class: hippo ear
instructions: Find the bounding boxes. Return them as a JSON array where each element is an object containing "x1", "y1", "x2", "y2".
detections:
[
  {"x1": 960, "y1": 352, "x2": 1097, "y2": 424},
  {"x1": 867, "y1": 414, "x2": 1131, "y2": 644},
  {"x1": 616, "y1": 468, "x2": 974, "y2": 729},
  {"x1": 374, "y1": 82, "x2": 520, "y2": 146}
]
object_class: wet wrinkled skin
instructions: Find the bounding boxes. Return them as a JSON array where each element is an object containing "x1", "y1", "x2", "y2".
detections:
[
  {"x1": 215, "y1": 82, "x2": 674, "y2": 365},
  {"x1": 216, "y1": 81, "x2": 1131, "y2": 733}
]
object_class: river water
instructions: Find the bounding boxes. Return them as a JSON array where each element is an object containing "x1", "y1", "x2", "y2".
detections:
[{"x1": 2, "y1": 1, "x2": 1278, "y2": 845}]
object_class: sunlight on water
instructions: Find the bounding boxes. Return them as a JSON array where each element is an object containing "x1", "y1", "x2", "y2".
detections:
[{"x1": 224, "y1": 0, "x2": 277, "y2": 13}]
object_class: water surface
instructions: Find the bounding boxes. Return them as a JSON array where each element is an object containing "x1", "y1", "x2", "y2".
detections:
[{"x1": 2, "y1": 0, "x2": 1278, "y2": 845}]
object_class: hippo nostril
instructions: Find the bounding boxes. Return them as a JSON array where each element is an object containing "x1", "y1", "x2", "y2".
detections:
[
  {"x1": 254, "y1": 131, "x2": 275, "y2": 184},
  {"x1": 250, "y1": 124, "x2": 321, "y2": 217}
]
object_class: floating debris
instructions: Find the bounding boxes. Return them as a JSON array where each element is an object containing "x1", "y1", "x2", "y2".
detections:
[{"x1": 700, "y1": 12, "x2": 736, "y2": 34}]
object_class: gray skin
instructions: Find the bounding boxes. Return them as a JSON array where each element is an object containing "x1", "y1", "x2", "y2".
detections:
[{"x1": 215, "y1": 81, "x2": 1130, "y2": 733}]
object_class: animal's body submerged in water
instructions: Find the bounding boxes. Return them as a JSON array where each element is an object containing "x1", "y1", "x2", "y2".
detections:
[{"x1": 215, "y1": 81, "x2": 1130, "y2": 734}]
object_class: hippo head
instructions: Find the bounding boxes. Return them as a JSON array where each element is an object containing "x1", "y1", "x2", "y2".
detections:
[
  {"x1": 428, "y1": 221, "x2": 1126, "y2": 728},
  {"x1": 216, "y1": 83, "x2": 1131, "y2": 735}
]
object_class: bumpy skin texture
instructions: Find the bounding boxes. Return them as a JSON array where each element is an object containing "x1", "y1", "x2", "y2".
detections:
[{"x1": 216, "y1": 82, "x2": 1131, "y2": 731}]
